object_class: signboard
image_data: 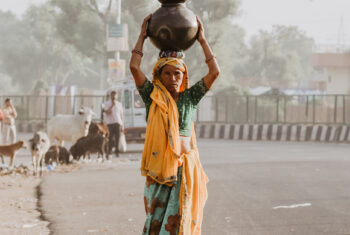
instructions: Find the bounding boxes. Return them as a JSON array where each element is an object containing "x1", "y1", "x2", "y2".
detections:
[
  {"x1": 108, "y1": 23, "x2": 124, "y2": 38},
  {"x1": 107, "y1": 24, "x2": 128, "y2": 52},
  {"x1": 107, "y1": 59, "x2": 126, "y2": 84}
]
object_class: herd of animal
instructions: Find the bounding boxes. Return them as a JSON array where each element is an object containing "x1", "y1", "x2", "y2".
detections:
[{"x1": 0, "y1": 107, "x2": 111, "y2": 176}]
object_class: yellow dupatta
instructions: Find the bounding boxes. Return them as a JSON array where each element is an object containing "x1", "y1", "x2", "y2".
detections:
[{"x1": 140, "y1": 57, "x2": 188, "y2": 185}]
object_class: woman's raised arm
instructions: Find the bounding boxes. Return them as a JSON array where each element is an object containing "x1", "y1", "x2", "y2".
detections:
[
  {"x1": 196, "y1": 16, "x2": 221, "y2": 89},
  {"x1": 129, "y1": 15, "x2": 152, "y2": 87}
]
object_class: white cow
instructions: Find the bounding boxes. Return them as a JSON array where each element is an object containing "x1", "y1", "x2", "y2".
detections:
[
  {"x1": 29, "y1": 131, "x2": 50, "y2": 176},
  {"x1": 47, "y1": 107, "x2": 96, "y2": 146}
]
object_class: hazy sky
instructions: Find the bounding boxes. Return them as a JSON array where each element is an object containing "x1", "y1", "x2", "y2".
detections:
[
  {"x1": 236, "y1": 0, "x2": 350, "y2": 45},
  {"x1": 0, "y1": 0, "x2": 349, "y2": 45},
  {"x1": 0, "y1": 0, "x2": 45, "y2": 15}
]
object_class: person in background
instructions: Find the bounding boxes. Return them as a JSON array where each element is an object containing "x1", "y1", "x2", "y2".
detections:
[
  {"x1": 2, "y1": 98, "x2": 17, "y2": 144},
  {"x1": 103, "y1": 91, "x2": 124, "y2": 157},
  {"x1": 0, "y1": 107, "x2": 3, "y2": 144}
]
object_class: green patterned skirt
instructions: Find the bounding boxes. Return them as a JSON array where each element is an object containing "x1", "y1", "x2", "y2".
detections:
[{"x1": 142, "y1": 167, "x2": 183, "y2": 235}]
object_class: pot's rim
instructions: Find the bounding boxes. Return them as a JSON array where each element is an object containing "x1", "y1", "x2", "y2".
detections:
[{"x1": 158, "y1": 0, "x2": 187, "y2": 4}]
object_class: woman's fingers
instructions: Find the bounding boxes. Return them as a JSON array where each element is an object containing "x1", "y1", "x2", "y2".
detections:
[
  {"x1": 143, "y1": 14, "x2": 152, "y2": 25},
  {"x1": 196, "y1": 16, "x2": 203, "y2": 29},
  {"x1": 145, "y1": 14, "x2": 152, "y2": 21},
  {"x1": 196, "y1": 16, "x2": 204, "y2": 39},
  {"x1": 140, "y1": 14, "x2": 152, "y2": 38}
]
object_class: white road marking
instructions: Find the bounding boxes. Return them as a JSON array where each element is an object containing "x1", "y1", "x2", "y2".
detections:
[
  {"x1": 273, "y1": 203, "x2": 312, "y2": 210},
  {"x1": 23, "y1": 224, "x2": 37, "y2": 228}
]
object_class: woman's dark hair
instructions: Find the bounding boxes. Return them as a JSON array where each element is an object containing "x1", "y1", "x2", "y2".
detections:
[
  {"x1": 5, "y1": 98, "x2": 10, "y2": 103},
  {"x1": 157, "y1": 67, "x2": 164, "y2": 78}
]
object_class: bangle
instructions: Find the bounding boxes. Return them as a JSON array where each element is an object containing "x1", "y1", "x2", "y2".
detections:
[
  {"x1": 205, "y1": 55, "x2": 216, "y2": 63},
  {"x1": 132, "y1": 49, "x2": 143, "y2": 57}
]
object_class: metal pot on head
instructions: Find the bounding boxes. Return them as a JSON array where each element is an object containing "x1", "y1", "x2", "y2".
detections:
[{"x1": 147, "y1": 0, "x2": 198, "y2": 51}]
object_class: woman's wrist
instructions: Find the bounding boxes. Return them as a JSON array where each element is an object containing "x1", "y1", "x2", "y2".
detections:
[
  {"x1": 205, "y1": 54, "x2": 216, "y2": 64},
  {"x1": 138, "y1": 34, "x2": 147, "y2": 41},
  {"x1": 132, "y1": 49, "x2": 144, "y2": 57},
  {"x1": 198, "y1": 37, "x2": 207, "y2": 45}
]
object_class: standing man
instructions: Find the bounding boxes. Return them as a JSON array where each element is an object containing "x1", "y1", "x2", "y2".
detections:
[
  {"x1": 0, "y1": 107, "x2": 3, "y2": 144},
  {"x1": 2, "y1": 98, "x2": 17, "y2": 144},
  {"x1": 104, "y1": 91, "x2": 124, "y2": 157}
]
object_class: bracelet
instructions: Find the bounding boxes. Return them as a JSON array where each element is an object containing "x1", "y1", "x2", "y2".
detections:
[
  {"x1": 205, "y1": 55, "x2": 216, "y2": 63},
  {"x1": 132, "y1": 49, "x2": 144, "y2": 57}
]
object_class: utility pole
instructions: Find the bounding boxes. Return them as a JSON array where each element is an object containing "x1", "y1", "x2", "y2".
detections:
[{"x1": 115, "y1": 0, "x2": 121, "y2": 61}]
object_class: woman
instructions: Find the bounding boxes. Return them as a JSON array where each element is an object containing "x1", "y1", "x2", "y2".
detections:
[{"x1": 129, "y1": 14, "x2": 220, "y2": 235}]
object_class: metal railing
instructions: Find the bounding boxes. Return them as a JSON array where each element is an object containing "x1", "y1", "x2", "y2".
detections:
[
  {"x1": 196, "y1": 94, "x2": 350, "y2": 125},
  {"x1": 1, "y1": 94, "x2": 349, "y2": 125},
  {"x1": 0, "y1": 95, "x2": 106, "y2": 123}
]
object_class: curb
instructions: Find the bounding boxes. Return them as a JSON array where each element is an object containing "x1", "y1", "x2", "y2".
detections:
[{"x1": 195, "y1": 123, "x2": 350, "y2": 143}]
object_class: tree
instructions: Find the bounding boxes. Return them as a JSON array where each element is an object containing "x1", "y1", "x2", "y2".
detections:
[
  {"x1": 179, "y1": 0, "x2": 245, "y2": 90},
  {"x1": 25, "y1": 3, "x2": 93, "y2": 87},
  {"x1": 50, "y1": 0, "x2": 244, "y2": 90},
  {"x1": 50, "y1": 0, "x2": 115, "y2": 59},
  {"x1": 234, "y1": 25, "x2": 314, "y2": 88},
  {"x1": 0, "y1": 4, "x2": 94, "y2": 92},
  {"x1": 0, "y1": 10, "x2": 40, "y2": 90}
]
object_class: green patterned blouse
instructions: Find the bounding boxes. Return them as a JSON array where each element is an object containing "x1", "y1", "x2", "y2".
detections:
[{"x1": 137, "y1": 78, "x2": 209, "y2": 137}]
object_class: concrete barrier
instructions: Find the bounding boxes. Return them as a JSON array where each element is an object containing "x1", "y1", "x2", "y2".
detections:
[
  {"x1": 195, "y1": 123, "x2": 350, "y2": 143},
  {"x1": 17, "y1": 121, "x2": 350, "y2": 143}
]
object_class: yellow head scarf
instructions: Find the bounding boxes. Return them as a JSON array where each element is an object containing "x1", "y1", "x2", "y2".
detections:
[{"x1": 152, "y1": 57, "x2": 189, "y2": 92}]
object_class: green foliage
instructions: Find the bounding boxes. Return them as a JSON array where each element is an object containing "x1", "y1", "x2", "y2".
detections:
[
  {"x1": 234, "y1": 25, "x2": 314, "y2": 88},
  {"x1": 187, "y1": 0, "x2": 239, "y2": 21},
  {"x1": 186, "y1": 0, "x2": 243, "y2": 90},
  {"x1": 0, "y1": 4, "x2": 94, "y2": 93},
  {"x1": 0, "y1": 0, "x2": 314, "y2": 94},
  {"x1": 0, "y1": 10, "x2": 39, "y2": 90},
  {"x1": 25, "y1": 3, "x2": 93, "y2": 86},
  {"x1": 184, "y1": 18, "x2": 247, "y2": 90},
  {"x1": 119, "y1": 0, "x2": 244, "y2": 90},
  {"x1": 50, "y1": 0, "x2": 111, "y2": 59},
  {"x1": 121, "y1": 0, "x2": 159, "y2": 77}
]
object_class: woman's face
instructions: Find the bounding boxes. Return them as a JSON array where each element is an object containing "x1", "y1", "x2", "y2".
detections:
[{"x1": 159, "y1": 65, "x2": 184, "y2": 93}]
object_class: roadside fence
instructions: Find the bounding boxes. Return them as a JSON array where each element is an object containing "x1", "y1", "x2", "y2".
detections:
[{"x1": 0, "y1": 94, "x2": 349, "y2": 126}]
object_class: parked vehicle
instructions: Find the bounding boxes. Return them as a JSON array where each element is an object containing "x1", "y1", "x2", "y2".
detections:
[{"x1": 104, "y1": 80, "x2": 147, "y2": 142}]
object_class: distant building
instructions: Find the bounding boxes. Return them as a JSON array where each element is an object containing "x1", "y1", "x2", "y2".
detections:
[{"x1": 312, "y1": 51, "x2": 350, "y2": 95}]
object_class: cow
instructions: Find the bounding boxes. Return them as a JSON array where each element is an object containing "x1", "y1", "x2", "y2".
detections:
[
  {"x1": 47, "y1": 107, "x2": 96, "y2": 146},
  {"x1": 29, "y1": 131, "x2": 50, "y2": 176}
]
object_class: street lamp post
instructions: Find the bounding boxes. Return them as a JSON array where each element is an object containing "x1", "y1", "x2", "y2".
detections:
[{"x1": 115, "y1": 0, "x2": 121, "y2": 61}]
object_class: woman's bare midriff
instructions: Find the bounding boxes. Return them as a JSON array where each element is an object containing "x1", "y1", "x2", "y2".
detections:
[{"x1": 180, "y1": 135, "x2": 191, "y2": 154}]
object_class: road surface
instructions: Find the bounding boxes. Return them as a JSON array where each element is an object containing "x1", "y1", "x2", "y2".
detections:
[{"x1": 38, "y1": 140, "x2": 350, "y2": 235}]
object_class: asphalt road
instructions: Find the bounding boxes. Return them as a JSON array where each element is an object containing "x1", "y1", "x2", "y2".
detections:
[{"x1": 38, "y1": 140, "x2": 350, "y2": 235}]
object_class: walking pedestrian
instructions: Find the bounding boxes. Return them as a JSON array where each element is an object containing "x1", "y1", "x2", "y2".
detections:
[
  {"x1": 2, "y1": 98, "x2": 17, "y2": 145},
  {"x1": 129, "y1": 15, "x2": 220, "y2": 234},
  {"x1": 103, "y1": 91, "x2": 124, "y2": 157},
  {"x1": 0, "y1": 107, "x2": 3, "y2": 144}
]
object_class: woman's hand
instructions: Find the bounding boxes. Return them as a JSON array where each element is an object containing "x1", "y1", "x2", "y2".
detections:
[
  {"x1": 196, "y1": 16, "x2": 220, "y2": 89},
  {"x1": 140, "y1": 14, "x2": 152, "y2": 40},
  {"x1": 130, "y1": 15, "x2": 151, "y2": 87},
  {"x1": 196, "y1": 16, "x2": 206, "y2": 44}
]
